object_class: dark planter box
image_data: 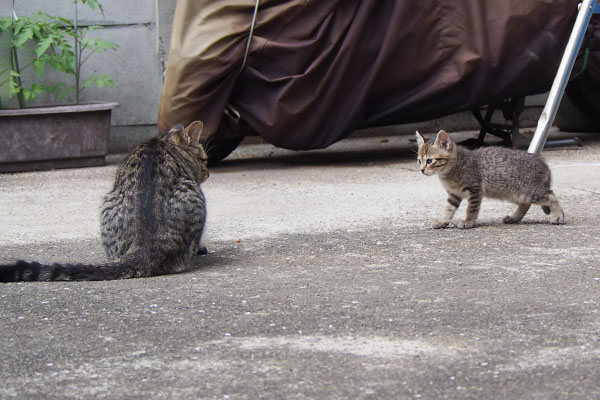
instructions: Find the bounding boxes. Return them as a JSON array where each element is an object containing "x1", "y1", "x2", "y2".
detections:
[{"x1": 0, "y1": 102, "x2": 118, "y2": 173}]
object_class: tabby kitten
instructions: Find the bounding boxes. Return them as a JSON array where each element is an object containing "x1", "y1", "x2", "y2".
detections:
[
  {"x1": 0, "y1": 121, "x2": 210, "y2": 282},
  {"x1": 416, "y1": 130, "x2": 564, "y2": 229}
]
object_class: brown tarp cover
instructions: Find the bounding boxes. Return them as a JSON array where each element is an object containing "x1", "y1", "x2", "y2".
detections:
[{"x1": 158, "y1": 0, "x2": 580, "y2": 150}]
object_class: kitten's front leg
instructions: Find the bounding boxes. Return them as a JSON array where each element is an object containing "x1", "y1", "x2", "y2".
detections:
[
  {"x1": 433, "y1": 193, "x2": 462, "y2": 229},
  {"x1": 457, "y1": 190, "x2": 482, "y2": 229}
]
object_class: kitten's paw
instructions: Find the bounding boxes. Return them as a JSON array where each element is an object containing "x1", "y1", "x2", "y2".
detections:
[
  {"x1": 457, "y1": 220, "x2": 475, "y2": 229},
  {"x1": 503, "y1": 215, "x2": 519, "y2": 224},
  {"x1": 432, "y1": 220, "x2": 450, "y2": 229},
  {"x1": 550, "y1": 214, "x2": 565, "y2": 225}
]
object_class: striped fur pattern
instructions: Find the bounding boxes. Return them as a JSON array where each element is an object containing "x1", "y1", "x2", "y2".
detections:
[
  {"x1": 416, "y1": 130, "x2": 564, "y2": 229},
  {"x1": 1, "y1": 121, "x2": 209, "y2": 282}
]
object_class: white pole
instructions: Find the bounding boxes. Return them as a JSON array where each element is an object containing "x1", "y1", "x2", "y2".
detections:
[{"x1": 528, "y1": 0, "x2": 597, "y2": 154}]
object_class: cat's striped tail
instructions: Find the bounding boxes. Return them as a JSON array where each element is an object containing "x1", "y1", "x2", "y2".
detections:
[{"x1": 0, "y1": 254, "x2": 149, "y2": 282}]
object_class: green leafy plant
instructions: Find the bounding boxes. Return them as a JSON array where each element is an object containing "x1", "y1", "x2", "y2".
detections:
[{"x1": 0, "y1": 0, "x2": 118, "y2": 108}]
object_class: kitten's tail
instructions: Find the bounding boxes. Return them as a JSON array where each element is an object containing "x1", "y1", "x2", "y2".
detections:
[{"x1": 0, "y1": 253, "x2": 153, "y2": 282}]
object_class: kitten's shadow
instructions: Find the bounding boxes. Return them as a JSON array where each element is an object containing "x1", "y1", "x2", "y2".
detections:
[{"x1": 446, "y1": 219, "x2": 565, "y2": 230}]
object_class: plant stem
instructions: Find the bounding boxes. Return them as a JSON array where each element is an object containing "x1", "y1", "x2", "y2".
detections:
[
  {"x1": 74, "y1": 0, "x2": 80, "y2": 104},
  {"x1": 11, "y1": 0, "x2": 25, "y2": 108}
]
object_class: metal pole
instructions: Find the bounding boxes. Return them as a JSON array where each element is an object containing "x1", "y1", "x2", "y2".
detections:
[
  {"x1": 528, "y1": 0, "x2": 596, "y2": 154},
  {"x1": 241, "y1": 0, "x2": 260, "y2": 72}
]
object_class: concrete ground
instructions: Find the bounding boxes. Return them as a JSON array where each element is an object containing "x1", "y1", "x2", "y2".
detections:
[{"x1": 1, "y1": 128, "x2": 599, "y2": 399}]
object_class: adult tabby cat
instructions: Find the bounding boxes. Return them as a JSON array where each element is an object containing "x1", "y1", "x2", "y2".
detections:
[
  {"x1": 0, "y1": 121, "x2": 209, "y2": 282},
  {"x1": 416, "y1": 130, "x2": 564, "y2": 229}
]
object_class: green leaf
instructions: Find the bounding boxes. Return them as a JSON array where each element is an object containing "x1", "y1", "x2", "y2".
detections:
[
  {"x1": 83, "y1": 74, "x2": 96, "y2": 88},
  {"x1": 14, "y1": 28, "x2": 34, "y2": 47},
  {"x1": 9, "y1": 79, "x2": 21, "y2": 96},
  {"x1": 35, "y1": 35, "x2": 55, "y2": 57},
  {"x1": 84, "y1": 26, "x2": 99, "y2": 34},
  {"x1": 79, "y1": 0, "x2": 105, "y2": 15},
  {"x1": 47, "y1": 54, "x2": 75, "y2": 75},
  {"x1": 30, "y1": 83, "x2": 45, "y2": 94},
  {"x1": 84, "y1": 74, "x2": 115, "y2": 89},
  {"x1": 22, "y1": 85, "x2": 45, "y2": 102},
  {"x1": 23, "y1": 89, "x2": 32, "y2": 102},
  {"x1": 33, "y1": 59, "x2": 46, "y2": 78},
  {"x1": 0, "y1": 17, "x2": 12, "y2": 32},
  {"x1": 12, "y1": 18, "x2": 25, "y2": 36},
  {"x1": 81, "y1": 37, "x2": 119, "y2": 53},
  {"x1": 30, "y1": 23, "x2": 42, "y2": 40},
  {"x1": 47, "y1": 82, "x2": 71, "y2": 99},
  {"x1": 57, "y1": 17, "x2": 74, "y2": 27}
]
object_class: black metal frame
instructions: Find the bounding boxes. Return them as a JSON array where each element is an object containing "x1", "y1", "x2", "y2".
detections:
[{"x1": 470, "y1": 97, "x2": 527, "y2": 148}]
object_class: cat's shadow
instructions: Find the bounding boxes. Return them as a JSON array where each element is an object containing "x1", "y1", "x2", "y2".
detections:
[
  {"x1": 195, "y1": 249, "x2": 234, "y2": 266},
  {"x1": 444, "y1": 219, "x2": 565, "y2": 230}
]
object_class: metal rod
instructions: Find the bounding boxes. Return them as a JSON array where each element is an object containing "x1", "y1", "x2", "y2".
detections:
[
  {"x1": 528, "y1": 0, "x2": 596, "y2": 154},
  {"x1": 240, "y1": 0, "x2": 260, "y2": 72},
  {"x1": 544, "y1": 137, "x2": 582, "y2": 149}
]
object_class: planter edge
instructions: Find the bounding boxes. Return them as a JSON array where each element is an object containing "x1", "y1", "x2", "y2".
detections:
[{"x1": 0, "y1": 102, "x2": 119, "y2": 117}]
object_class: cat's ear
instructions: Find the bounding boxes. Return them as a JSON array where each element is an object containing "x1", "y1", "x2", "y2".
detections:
[
  {"x1": 415, "y1": 131, "x2": 427, "y2": 147},
  {"x1": 183, "y1": 121, "x2": 205, "y2": 145},
  {"x1": 434, "y1": 130, "x2": 453, "y2": 150},
  {"x1": 168, "y1": 124, "x2": 184, "y2": 134}
]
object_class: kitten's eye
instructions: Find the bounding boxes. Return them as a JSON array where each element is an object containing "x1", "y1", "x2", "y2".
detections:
[
  {"x1": 418, "y1": 159, "x2": 421, "y2": 165},
  {"x1": 426, "y1": 158, "x2": 433, "y2": 165}
]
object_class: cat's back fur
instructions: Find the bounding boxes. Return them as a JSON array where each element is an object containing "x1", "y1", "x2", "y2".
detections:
[
  {"x1": 1, "y1": 121, "x2": 209, "y2": 282},
  {"x1": 448, "y1": 145, "x2": 552, "y2": 203}
]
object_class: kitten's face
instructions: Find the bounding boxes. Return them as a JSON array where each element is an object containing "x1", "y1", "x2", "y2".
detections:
[{"x1": 416, "y1": 130, "x2": 455, "y2": 176}]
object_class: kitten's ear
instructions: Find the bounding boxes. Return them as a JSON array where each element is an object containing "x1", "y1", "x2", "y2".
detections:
[
  {"x1": 182, "y1": 121, "x2": 205, "y2": 145},
  {"x1": 434, "y1": 130, "x2": 453, "y2": 150},
  {"x1": 415, "y1": 131, "x2": 426, "y2": 147}
]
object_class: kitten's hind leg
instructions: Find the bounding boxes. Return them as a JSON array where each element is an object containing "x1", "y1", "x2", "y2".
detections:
[
  {"x1": 543, "y1": 190, "x2": 565, "y2": 225},
  {"x1": 503, "y1": 203, "x2": 531, "y2": 224}
]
